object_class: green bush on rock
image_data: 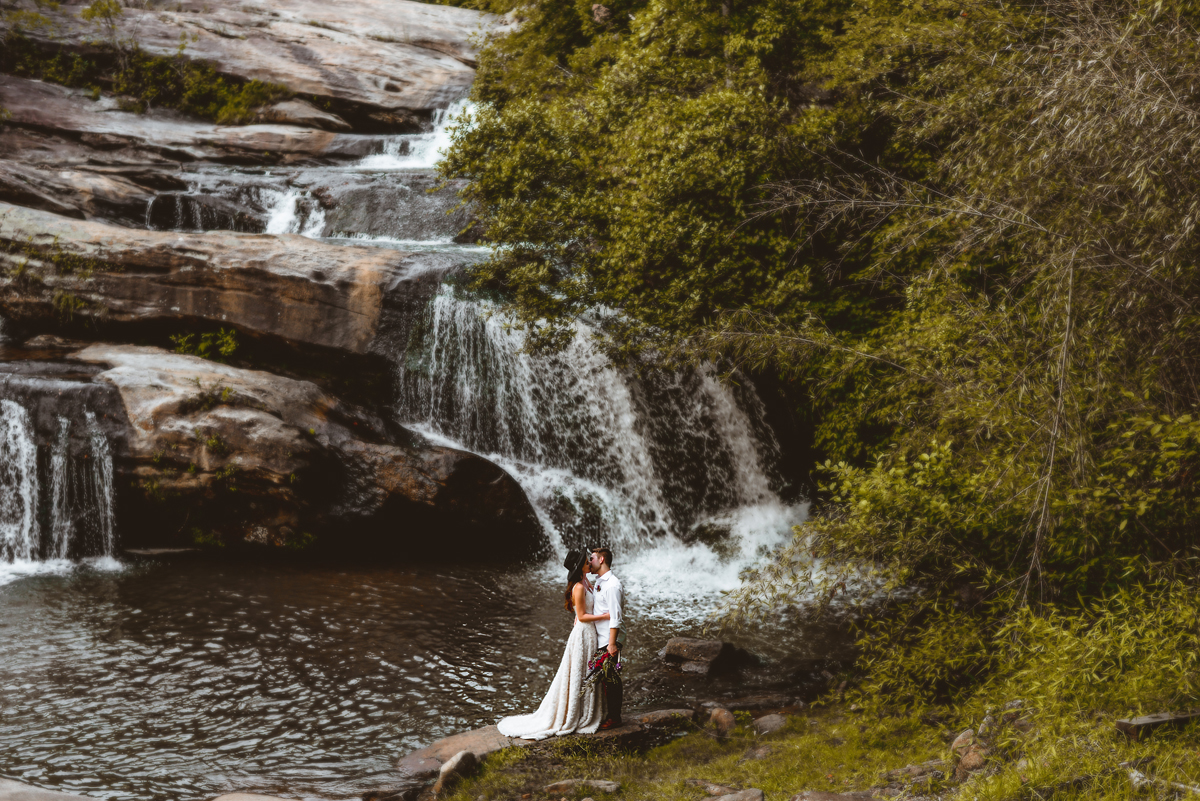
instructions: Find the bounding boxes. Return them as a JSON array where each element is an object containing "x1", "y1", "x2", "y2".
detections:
[{"x1": 171, "y1": 329, "x2": 239, "y2": 363}]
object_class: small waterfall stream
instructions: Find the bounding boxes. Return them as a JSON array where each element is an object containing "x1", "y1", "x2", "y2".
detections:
[
  {"x1": 0, "y1": 400, "x2": 40, "y2": 562},
  {"x1": 48, "y1": 416, "x2": 73, "y2": 559},
  {"x1": 0, "y1": 399, "x2": 120, "y2": 579},
  {"x1": 356, "y1": 98, "x2": 473, "y2": 171}
]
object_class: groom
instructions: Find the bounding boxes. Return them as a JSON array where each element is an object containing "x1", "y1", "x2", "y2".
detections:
[{"x1": 588, "y1": 546, "x2": 625, "y2": 729}]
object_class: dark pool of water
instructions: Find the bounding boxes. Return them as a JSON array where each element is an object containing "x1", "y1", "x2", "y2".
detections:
[{"x1": 0, "y1": 556, "x2": 840, "y2": 801}]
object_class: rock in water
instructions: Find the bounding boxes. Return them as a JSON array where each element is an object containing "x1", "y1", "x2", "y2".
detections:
[
  {"x1": 661, "y1": 637, "x2": 739, "y2": 676},
  {"x1": 635, "y1": 709, "x2": 696, "y2": 727}
]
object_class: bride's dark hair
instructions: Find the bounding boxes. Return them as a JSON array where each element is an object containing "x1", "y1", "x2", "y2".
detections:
[{"x1": 563, "y1": 564, "x2": 585, "y2": 612}]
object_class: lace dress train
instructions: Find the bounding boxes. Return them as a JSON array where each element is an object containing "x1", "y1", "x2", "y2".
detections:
[{"x1": 497, "y1": 596, "x2": 603, "y2": 739}]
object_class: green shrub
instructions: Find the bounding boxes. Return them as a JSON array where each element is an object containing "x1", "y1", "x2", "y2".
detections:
[{"x1": 171, "y1": 328, "x2": 239, "y2": 362}]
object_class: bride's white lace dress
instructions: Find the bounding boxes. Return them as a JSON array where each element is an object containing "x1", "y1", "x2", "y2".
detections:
[{"x1": 497, "y1": 584, "x2": 603, "y2": 740}]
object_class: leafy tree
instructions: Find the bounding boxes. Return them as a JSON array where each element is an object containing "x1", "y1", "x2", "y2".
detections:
[{"x1": 447, "y1": 0, "x2": 1200, "y2": 641}]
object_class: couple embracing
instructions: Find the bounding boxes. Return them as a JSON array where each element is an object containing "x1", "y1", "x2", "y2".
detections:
[{"x1": 497, "y1": 547, "x2": 625, "y2": 740}]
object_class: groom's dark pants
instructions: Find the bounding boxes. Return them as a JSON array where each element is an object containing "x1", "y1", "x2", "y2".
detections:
[{"x1": 599, "y1": 646, "x2": 623, "y2": 725}]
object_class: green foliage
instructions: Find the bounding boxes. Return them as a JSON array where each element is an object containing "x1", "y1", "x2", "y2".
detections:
[
  {"x1": 195, "y1": 430, "x2": 230, "y2": 457},
  {"x1": 707, "y1": 0, "x2": 1200, "y2": 621},
  {"x1": 109, "y1": 50, "x2": 289, "y2": 123},
  {"x1": 442, "y1": 0, "x2": 858, "y2": 353},
  {"x1": 285, "y1": 531, "x2": 316, "y2": 550},
  {"x1": 171, "y1": 329, "x2": 239, "y2": 362},
  {"x1": 2, "y1": 235, "x2": 113, "y2": 281},
  {"x1": 79, "y1": 0, "x2": 122, "y2": 44},
  {"x1": 138, "y1": 477, "x2": 168, "y2": 503},
  {"x1": 190, "y1": 527, "x2": 224, "y2": 548},
  {"x1": 444, "y1": 707, "x2": 941, "y2": 801},
  {"x1": 453, "y1": 0, "x2": 1200, "y2": 734},
  {"x1": 51, "y1": 290, "x2": 87, "y2": 320},
  {"x1": 846, "y1": 583, "x2": 1200, "y2": 798}
]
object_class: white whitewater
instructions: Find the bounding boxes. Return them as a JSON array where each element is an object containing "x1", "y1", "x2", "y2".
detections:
[
  {"x1": 396, "y1": 288, "x2": 806, "y2": 617},
  {"x1": 264, "y1": 188, "x2": 327, "y2": 238},
  {"x1": 357, "y1": 98, "x2": 474, "y2": 171},
  {"x1": 0, "y1": 403, "x2": 121, "y2": 585},
  {"x1": 86, "y1": 412, "x2": 116, "y2": 558},
  {"x1": 0, "y1": 400, "x2": 40, "y2": 563},
  {"x1": 49, "y1": 417, "x2": 73, "y2": 559}
]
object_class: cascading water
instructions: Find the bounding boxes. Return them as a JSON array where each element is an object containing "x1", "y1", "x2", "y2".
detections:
[
  {"x1": 356, "y1": 98, "x2": 473, "y2": 170},
  {"x1": 264, "y1": 187, "x2": 327, "y2": 237},
  {"x1": 85, "y1": 411, "x2": 116, "y2": 558},
  {"x1": 0, "y1": 399, "x2": 40, "y2": 563},
  {"x1": 0, "y1": 401, "x2": 120, "y2": 582},
  {"x1": 48, "y1": 417, "x2": 73, "y2": 559},
  {"x1": 396, "y1": 287, "x2": 805, "y2": 616}
]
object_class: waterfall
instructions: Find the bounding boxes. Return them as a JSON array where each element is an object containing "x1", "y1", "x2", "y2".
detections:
[
  {"x1": 395, "y1": 287, "x2": 805, "y2": 614},
  {"x1": 357, "y1": 98, "x2": 473, "y2": 170},
  {"x1": 86, "y1": 412, "x2": 116, "y2": 558},
  {"x1": 264, "y1": 188, "x2": 327, "y2": 237},
  {"x1": 0, "y1": 402, "x2": 119, "y2": 573},
  {"x1": 0, "y1": 400, "x2": 40, "y2": 562},
  {"x1": 49, "y1": 417, "x2": 73, "y2": 559}
]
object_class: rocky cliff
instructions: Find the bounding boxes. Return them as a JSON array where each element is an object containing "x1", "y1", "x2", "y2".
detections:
[{"x1": 0, "y1": 0, "x2": 543, "y2": 558}]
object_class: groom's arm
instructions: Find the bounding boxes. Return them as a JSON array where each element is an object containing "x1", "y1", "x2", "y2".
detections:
[{"x1": 606, "y1": 585, "x2": 623, "y2": 656}]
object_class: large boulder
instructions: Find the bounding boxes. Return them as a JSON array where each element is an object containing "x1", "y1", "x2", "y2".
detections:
[
  {"x1": 4, "y1": 0, "x2": 498, "y2": 123},
  {"x1": 661, "y1": 637, "x2": 741, "y2": 676},
  {"x1": 40, "y1": 344, "x2": 543, "y2": 553},
  {"x1": 0, "y1": 202, "x2": 450, "y2": 372}
]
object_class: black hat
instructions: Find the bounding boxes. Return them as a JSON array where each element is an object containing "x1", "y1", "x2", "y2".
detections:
[{"x1": 563, "y1": 548, "x2": 588, "y2": 573}]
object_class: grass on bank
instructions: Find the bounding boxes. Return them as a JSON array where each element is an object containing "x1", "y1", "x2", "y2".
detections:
[
  {"x1": 446, "y1": 710, "x2": 945, "y2": 801},
  {"x1": 450, "y1": 586, "x2": 1200, "y2": 801},
  {"x1": 447, "y1": 706, "x2": 1200, "y2": 801}
]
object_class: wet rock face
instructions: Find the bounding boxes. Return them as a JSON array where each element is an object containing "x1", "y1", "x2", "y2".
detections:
[
  {"x1": 0, "y1": 358, "x2": 130, "y2": 458},
  {"x1": 45, "y1": 344, "x2": 545, "y2": 554},
  {"x1": 143, "y1": 170, "x2": 479, "y2": 244},
  {"x1": 0, "y1": 202, "x2": 451, "y2": 364},
  {"x1": 4, "y1": 0, "x2": 494, "y2": 123}
]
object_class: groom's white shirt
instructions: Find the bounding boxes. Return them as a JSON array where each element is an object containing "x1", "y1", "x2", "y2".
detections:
[{"x1": 592, "y1": 571, "x2": 625, "y2": 647}]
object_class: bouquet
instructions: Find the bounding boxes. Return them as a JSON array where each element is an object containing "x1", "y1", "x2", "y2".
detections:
[{"x1": 583, "y1": 650, "x2": 623, "y2": 692}]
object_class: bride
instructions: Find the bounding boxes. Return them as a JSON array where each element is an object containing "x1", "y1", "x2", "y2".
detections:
[{"x1": 497, "y1": 549, "x2": 609, "y2": 739}]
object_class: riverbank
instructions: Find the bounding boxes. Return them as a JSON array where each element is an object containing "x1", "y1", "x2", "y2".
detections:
[{"x1": 430, "y1": 699, "x2": 1200, "y2": 801}]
